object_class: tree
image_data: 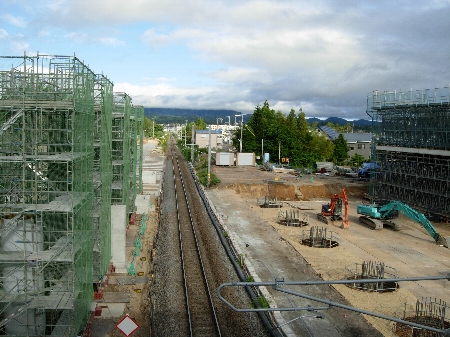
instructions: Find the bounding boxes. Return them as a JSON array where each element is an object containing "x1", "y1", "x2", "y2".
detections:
[
  {"x1": 143, "y1": 117, "x2": 163, "y2": 138},
  {"x1": 297, "y1": 109, "x2": 309, "y2": 140},
  {"x1": 194, "y1": 117, "x2": 207, "y2": 130},
  {"x1": 349, "y1": 153, "x2": 365, "y2": 167},
  {"x1": 237, "y1": 101, "x2": 278, "y2": 157},
  {"x1": 333, "y1": 134, "x2": 349, "y2": 164}
]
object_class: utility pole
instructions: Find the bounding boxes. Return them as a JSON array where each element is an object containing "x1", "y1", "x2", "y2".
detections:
[
  {"x1": 207, "y1": 125, "x2": 211, "y2": 187},
  {"x1": 185, "y1": 120, "x2": 188, "y2": 146},
  {"x1": 278, "y1": 141, "x2": 281, "y2": 165},
  {"x1": 191, "y1": 125, "x2": 195, "y2": 164},
  {"x1": 262, "y1": 139, "x2": 264, "y2": 164},
  {"x1": 152, "y1": 119, "x2": 155, "y2": 138},
  {"x1": 240, "y1": 120, "x2": 243, "y2": 153},
  {"x1": 235, "y1": 114, "x2": 244, "y2": 153}
]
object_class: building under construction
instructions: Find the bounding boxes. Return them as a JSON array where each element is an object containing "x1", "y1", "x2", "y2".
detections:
[
  {"x1": 367, "y1": 88, "x2": 450, "y2": 219},
  {"x1": 0, "y1": 54, "x2": 143, "y2": 336}
]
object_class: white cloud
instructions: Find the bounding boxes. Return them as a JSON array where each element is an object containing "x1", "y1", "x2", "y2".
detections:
[
  {"x1": 4, "y1": 0, "x2": 450, "y2": 119},
  {"x1": 154, "y1": 77, "x2": 177, "y2": 83},
  {"x1": 0, "y1": 29, "x2": 8, "y2": 39},
  {"x1": 2, "y1": 14, "x2": 26, "y2": 28},
  {"x1": 64, "y1": 32, "x2": 89, "y2": 42},
  {"x1": 142, "y1": 27, "x2": 211, "y2": 47},
  {"x1": 209, "y1": 67, "x2": 267, "y2": 83},
  {"x1": 38, "y1": 30, "x2": 51, "y2": 38},
  {"x1": 196, "y1": 28, "x2": 364, "y2": 74},
  {"x1": 98, "y1": 37, "x2": 124, "y2": 47},
  {"x1": 114, "y1": 80, "x2": 257, "y2": 113},
  {"x1": 11, "y1": 41, "x2": 30, "y2": 54},
  {"x1": 64, "y1": 32, "x2": 124, "y2": 46}
]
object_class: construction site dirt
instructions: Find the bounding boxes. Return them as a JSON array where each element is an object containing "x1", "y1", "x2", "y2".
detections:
[{"x1": 206, "y1": 165, "x2": 450, "y2": 336}]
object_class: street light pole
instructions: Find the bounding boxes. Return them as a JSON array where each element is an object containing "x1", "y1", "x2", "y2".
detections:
[
  {"x1": 216, "y1": 117, "x2": 222, "y2": 130},
  {"x1": 185, "y1": 120, "x2": 188, "y2": 146}
]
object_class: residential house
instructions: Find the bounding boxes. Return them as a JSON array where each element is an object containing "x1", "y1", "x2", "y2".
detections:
[
  {"x1": 318, "y1": 126, "x2": 372, "y2": 159},
  {"x1": 195, "y1": 129, "x2": 223, "y2": 149}
]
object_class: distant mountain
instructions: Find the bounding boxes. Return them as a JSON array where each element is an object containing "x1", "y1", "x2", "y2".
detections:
[
  {"x1": 144, "y1": 108, "x2": 244, "y2": 125},
  {"x1": 307, "y1": 117, "x2": 374, "y2": 127},
  {"x1": 145, "y1": 107, "x2": 374, "y2": 127}
]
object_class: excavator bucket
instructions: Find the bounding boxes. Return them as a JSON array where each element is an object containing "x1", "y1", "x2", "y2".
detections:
[
  {"x1": 340, "y1": 221, "x2": 349, "y2": 229},
  {"x1": 437, "y1": 236, "x2": 450, "y2": 248}
]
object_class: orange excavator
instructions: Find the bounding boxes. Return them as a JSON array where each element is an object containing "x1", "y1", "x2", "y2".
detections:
[{"x1": 317, "y1": 188, "x2": 349, "y2": 228}]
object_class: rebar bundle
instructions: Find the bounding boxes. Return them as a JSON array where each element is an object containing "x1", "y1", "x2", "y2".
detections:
[
  {"x1": 395, "y1": 298, "x2": 450, "y2": 337},
  {"x1": 257, "y1": 195, "x2": 282, "y2": 208},
  {"x1": 278, "y1": 209, "x2": 308, "y2": 226},
  {"x1": 300, "y1": 226, "x2": 338, "y2": 248},
  {"x1": 344, "y1": 261, "x2": 398, "y2": 292}
]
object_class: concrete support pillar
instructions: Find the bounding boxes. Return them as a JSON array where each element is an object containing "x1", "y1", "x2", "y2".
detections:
[{"x1": 111, "y1": 205, "x2": 127, "y2": 273}]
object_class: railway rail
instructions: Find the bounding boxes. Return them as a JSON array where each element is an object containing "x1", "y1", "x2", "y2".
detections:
[
  {"x1": 151, "y1": 137, "x2": 270, "y2": 337},
  {"x1": 172, "y1": 148, "x2": 221, "y2": 336}
]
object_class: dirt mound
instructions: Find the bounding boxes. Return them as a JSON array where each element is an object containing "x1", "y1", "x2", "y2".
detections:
[
  {"x1": 226, "y1": 182, "x2": 368, "y2": 201},
  {"x1": 226, "y1": 183, "x2": 268, "y2": 198},
  {"x1": 300, "y1": 183, "x2": 368, "y2": 200}
]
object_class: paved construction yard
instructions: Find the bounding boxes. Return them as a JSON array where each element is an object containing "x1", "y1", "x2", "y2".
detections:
[{"x1": 207, "y1": 165, "x2": 450, "y2": 337}]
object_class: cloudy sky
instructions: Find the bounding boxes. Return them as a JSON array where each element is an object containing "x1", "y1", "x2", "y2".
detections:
[{"x1": 1, "y1": 0, "x2": 450, "y2": 120}]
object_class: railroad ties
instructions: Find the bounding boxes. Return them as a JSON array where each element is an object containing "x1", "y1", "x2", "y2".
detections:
[{"x1": 171, "y1": 147, "x2": 221, "y2": 337}]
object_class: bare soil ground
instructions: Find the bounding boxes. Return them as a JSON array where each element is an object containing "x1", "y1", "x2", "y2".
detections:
[
  {"x1": 209, "y1": 165, "x2": 450, "y2": 336},
  {"x1": 90, "y1": 139, "x2": 162, "y2": 337}
]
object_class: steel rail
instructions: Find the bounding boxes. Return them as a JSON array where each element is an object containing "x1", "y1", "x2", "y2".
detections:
[
  {"x1": 171, "y1": 144, "x2": 221, "y2": 337},
  {"x1": 191, "y1": 164, "x2": 284, "y2": 337},
  {"x1": 171, "y1": 153, "x2": 192, "y2": 336}
]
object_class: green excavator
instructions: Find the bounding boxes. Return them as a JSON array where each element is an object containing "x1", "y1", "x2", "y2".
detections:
[{"x1": 357, "y1": 201, "x2": 450, "y2": 248}]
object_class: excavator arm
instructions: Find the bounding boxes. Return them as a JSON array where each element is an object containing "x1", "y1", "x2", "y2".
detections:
[
  {"x1": 341, "y1": 189, "x2": 349, "y2": 229},
  {"x1": 378, "y1": 201, "x2": 448, "y2": 246}
]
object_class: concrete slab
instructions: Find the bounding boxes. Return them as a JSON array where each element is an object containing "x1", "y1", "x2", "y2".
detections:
[
  {"x1": 102, "y1": 292, "x2": 131, "y2": 303},
  {"x1": 134, "y1": 194, "x2": 154, "y2": 214},
  {"x1": 142, "y1": 171, "x2": 157, "y2": 184},
  {"x1": 95, "y1": 303, "x2": 126, "y2": 318},
  {"x1": 111, "y1": 205, "x2": 127, "y2": 273},
  {"x1": 108, "y1": 275, "x2": 149, "y2": 285}
]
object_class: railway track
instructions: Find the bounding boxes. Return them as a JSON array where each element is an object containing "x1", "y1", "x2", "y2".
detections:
[
  {"x1": 172, "y1": 147, "x2": 221, "y2": 337},
  {"x1": 151, "y1": 137, "x2": 270, "y2": 337}
]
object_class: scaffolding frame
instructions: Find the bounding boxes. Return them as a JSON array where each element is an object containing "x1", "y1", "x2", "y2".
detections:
[
  {"x1": 135, "y1": 105, "x2": 144, "y2": 195},
  {"x1": 93, "y1": 74, "x2": 113, "y2": 281},
  {"x1": 367, "y1": 88, "x2": 450, "y2": 218},
  {"x1": 0, "y1": 54, "x2": 95, "y2": 336},
  {"x1": 111, "y1": 93, "x2": 132, "y2": 216},
  {"x1": 128, "y1": 106, "x2": 137, "y2": 215}
]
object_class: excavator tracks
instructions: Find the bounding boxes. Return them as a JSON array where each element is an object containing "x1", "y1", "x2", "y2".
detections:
[
  {"x1": 317, "y1": 213, "x2": 344, "y2": 225},
  {"x1": 317, "y1": 213, "x2": 329, "y2": 224},
  {"x1": 359, "y1": 216, "x2": 401, "y2": 231},
  {"x1": 386, "y1": 221, "x2": 401, "y2": 231},
  {"x1": 359, "y1": 216, "x2": 384, "y2": 230}
]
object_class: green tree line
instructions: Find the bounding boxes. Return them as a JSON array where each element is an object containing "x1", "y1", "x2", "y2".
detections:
[{"x1": 231, "y1": 101, "x2": 356, "y2": 168}]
